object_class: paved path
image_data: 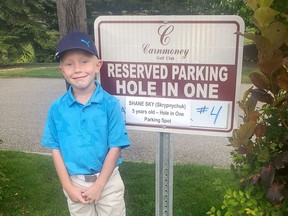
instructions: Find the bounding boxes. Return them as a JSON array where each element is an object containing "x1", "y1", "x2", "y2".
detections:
[{"x1": 0, "y1": 78, "x2": 252, "y2": 168}]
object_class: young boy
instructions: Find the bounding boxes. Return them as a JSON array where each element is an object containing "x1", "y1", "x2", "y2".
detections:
[{"x1": 41, "y1": 31, "x2": 130, "y2": 216}]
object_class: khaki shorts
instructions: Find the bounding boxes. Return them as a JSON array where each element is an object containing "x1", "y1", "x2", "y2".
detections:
[{"x1": 63, "y1": 169, "x2": 126, "y2": 216}]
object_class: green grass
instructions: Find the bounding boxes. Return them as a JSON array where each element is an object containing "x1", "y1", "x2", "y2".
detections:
[
  {"x1": 0, "y1": 150, "x2": 238, "y2": 216},
  {"x1": 0, "y1": 63, "x2": 257, "y2": 83},
  {"x1": 0, "y1": 63, "x2": 63, "y2": 78}
]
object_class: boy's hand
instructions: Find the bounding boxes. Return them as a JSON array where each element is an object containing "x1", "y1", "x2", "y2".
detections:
[
  {"x1": 52, "y1": 149, "x2": 89, "y2": 204},
  {"x1": 66, "y1": 185, "x2": 89, "y2": 204},
  {"x1": 81, "y1": 148, "x2": 121, "y2": 204},
  {"x1": 81, "y1": 181, "x2": 104, "y2": 204}
]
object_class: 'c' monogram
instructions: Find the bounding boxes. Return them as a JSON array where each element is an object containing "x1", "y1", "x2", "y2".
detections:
[{"x1": 158, "y1": 25, "x2": 174, "y2": 46}]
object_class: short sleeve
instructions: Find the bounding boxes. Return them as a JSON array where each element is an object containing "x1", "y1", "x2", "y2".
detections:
[
  {"x1": 41, "y1": 104, "x2": 60, "y2": 150},
  {"x1": 107, "y1": 99, "x2": 130, "y2": 149}
]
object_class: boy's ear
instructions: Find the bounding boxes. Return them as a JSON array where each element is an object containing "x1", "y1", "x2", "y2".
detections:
[
  {"x1": 96, "y1": 59, "x2": 103, "y2": 73},
  {"x1": 58, "y1": 66, "x2": 65, "y2": 75}
]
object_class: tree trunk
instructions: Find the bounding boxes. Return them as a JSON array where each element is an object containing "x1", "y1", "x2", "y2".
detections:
[
  {"x1": 56, "y1": 0, "x2": 87, "y2": 37},
  {"x1": 56, "y1": 0, "x2": 88, "y2": 89}
]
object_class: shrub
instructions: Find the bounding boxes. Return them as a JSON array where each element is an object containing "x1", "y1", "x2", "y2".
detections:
[
  {"x1": 33, "y1": 31, "x2": 59, "y2": 63},
  {"x1": 208, "y1": 0, "x2": 288, "y2": 215}
]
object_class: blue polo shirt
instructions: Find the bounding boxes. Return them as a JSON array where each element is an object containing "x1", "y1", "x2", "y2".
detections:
[{"x1": 41, "y1": 81, "x2": 130, "y2": 175}]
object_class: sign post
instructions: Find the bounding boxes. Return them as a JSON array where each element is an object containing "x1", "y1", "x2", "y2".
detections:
[
  {"x1": 156, "y1": 132, "x2": 173, "y2": 216},
  {"x1": 94, "y1": 15, "x2": 244, "y2": 215}
]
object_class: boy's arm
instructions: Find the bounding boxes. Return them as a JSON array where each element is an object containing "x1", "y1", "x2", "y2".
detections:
[
  {"x1": 82, "y1": 147, "x2": 121, "y2": 203},
  {"x1": 52, "y1": 149, "x2": 88, "y2": 204}
]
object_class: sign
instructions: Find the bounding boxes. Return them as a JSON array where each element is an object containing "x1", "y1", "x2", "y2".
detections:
[{"x1": 94, "y1": 15, "x2": 244, "y2": 136}]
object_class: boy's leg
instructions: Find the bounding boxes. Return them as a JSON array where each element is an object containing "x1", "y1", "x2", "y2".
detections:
[
  {"x1": 63, "y1": 177, "x2": 97, "y2": 216},
  {"x1": 96, "y1": 169, "x2": 126, "y2": 216}
]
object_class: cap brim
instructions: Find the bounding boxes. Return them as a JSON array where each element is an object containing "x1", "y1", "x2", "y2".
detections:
[{"x1": 55, "y1": 48, "x2": 98, "y2": 62}]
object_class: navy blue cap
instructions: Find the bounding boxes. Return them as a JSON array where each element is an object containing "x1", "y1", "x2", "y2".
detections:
[{"x1": 55, "y1": 32, "x2": 99, "y2": 62}]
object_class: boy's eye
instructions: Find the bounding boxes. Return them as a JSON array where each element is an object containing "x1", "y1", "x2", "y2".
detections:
[
  {"x1": 65, "y1": 63, "x2": 73, "y2": 67},
  {"x1": 82, "y1": 59, "x2": 89, "y2": 64}
]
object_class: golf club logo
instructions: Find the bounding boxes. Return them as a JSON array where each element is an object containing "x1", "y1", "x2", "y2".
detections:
[
  {"x1": 141, "y1": 23, "x2": 189, "y2": 59},
  {"x1": 158, "y1": 25, "x2": 174, "y2": 46}
]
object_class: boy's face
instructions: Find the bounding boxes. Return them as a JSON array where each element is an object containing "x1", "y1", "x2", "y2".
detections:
[{"x1": 58, "y1": 50, "x2": 102, "y2": 91}]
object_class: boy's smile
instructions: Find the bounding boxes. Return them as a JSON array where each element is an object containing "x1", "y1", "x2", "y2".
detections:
[{"x1": 72, "y1": 73, "x2": 89, "y2": 82}]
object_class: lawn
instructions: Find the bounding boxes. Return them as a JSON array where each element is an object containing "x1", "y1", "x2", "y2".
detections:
[
  {"x1": 0, "y1": 150, "x2": 238, "y2": 216},
  {"x1": 0, "y1": 63, "x2": 62, "y2": 78}
]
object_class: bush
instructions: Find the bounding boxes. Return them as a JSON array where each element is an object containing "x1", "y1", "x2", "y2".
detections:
[
  {"x1": 208, "y1": 1, "x2": 288, "y2": 215},
  {"x1": 33, "y1": 31, "x2": 59, "y2": 63}
]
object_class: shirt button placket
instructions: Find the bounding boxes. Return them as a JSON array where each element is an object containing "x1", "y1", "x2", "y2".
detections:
[{"x1": 81, "y1": 107, "x2": 87, "y2": 130}]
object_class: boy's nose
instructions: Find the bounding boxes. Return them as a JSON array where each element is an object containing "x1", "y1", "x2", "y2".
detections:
[{"x1": 74, "y1": 63, "x2": 82, "y2": 72}]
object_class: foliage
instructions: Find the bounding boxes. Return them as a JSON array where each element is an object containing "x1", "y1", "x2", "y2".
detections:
[
  {"x1": 207, "y1": 186, "x2": 288, "y2": 216},
  {"x1": 208, "y1": 0, "x2": 288, "y2": 215},
  {"x1": 33, "y1": 31, "x2": 59, "y2": 63},
  {"x1": 0, "y1": 0, "x2": 58, "y2": 66},
  {"x1": 86, "y1": 0, "x2": 247, "y2": 36},
  {"x1": 86, "y1": 0, "x2": 288, "y2": 32},
  {"x1": 221, "y1": 0, "x2": 288, "y2": 33},
  {"x1": 0, "y1": 0, "x2": 267, "y2": 65},
  {"x1": 86, "y1": 0, "x2": 228, "y2": 16}
]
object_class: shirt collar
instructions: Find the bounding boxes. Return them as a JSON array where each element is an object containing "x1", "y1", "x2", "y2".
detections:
[{"x1": 67, "y1": 81, "x2": 104, "y2": 106}]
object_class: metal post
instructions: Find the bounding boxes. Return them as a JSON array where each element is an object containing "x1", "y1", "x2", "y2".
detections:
[{"x1": 156, "y1": 132, "x2": 173, "y2": 216}]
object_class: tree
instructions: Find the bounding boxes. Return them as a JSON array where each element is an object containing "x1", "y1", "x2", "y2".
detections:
[{"x1": 0, "y1": 0, "x2": 58, "y2": 65}]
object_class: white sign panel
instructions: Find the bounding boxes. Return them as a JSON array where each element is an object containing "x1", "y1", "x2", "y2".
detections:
[
  {"x1": 94, "y1": 15, "x2": 244, "y2": 136},
  {"x1": 126, "y1": 97, "x2": 191, "y2": 126}
]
